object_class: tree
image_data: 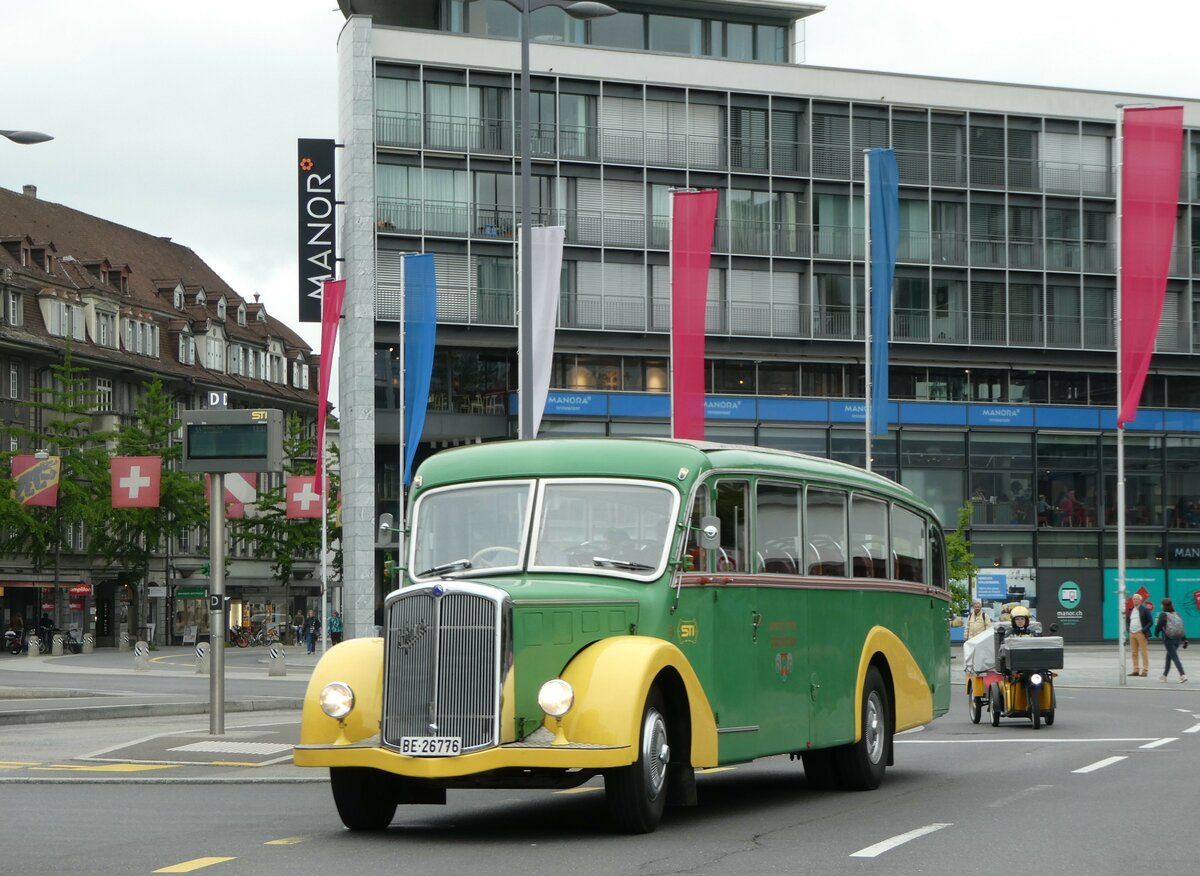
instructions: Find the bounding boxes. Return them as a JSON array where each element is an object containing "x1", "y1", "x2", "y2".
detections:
[
  {"x1": 0, "y1": 346, "x2": 112, "y2": 625},
  {"x1": 89, "y1": 376, "x2": 207, "y2": 634},
  {"x1": 233, "y1": 412, "x2": 321, "y2": 641},
  {"x1": 944, "y1": 502, "x2": 977, "y2": 617}
]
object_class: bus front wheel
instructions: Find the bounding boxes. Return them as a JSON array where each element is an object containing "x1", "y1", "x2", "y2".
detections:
[
  {"x1": 605, "y1": 689, "x2": 669, "y2": 833},
  {"x1": 330, "y1": 767, "x2": 398, "y2": 831},
  {"x1": 834, "y1": 666, "x2": 890, "y2": 791}
]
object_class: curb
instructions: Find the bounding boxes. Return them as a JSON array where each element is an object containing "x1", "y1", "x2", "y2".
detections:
[{"x1": 0, "y1": 697, "x2": 303, "y2": 727}]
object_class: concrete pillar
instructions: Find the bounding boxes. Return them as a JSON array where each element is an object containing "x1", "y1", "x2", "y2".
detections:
[
  {"x1": 82, "y1": 633, "x2": 95, "y2": 654},
  {"x1": 26, "y1": 634, "x2": 40, "y2": 657},
  {"x1": 51, "y1": 633, "x2": 64, "y2": 656},
  {"x1": 194, "y1": 641, "x2": 210, "y2": 675},
  {"x1": 268, "y1": 645, "x2": 287, "y2": 677},
  {"x1": 133, "y1": 641, "x2": 151, "y2": 671}
]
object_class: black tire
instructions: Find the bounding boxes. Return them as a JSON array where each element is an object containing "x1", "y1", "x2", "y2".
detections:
[
  {"x1": 801, "y1": 748, "x2": 841, "y2": 790},
  {"x1": 969, "y1": 696, "x2": 982, "y2": 724},
  {"x1": 330, "y1": 767, "x2": 398, "y2": 831},
  {"x1": 989, "y1": 685, "x2": 1001, "y2": 727},
  {"x1": 833, "y1": 666, "x2": 890, "y2": 791},
  {"x1": 605, "y1": 689, "x2": 670, "y2": 833},
  {"x1": 1044, "y1": 686, "x2": 1056, "y2": 726},
  {"x1": 1030, "y1": 685, "x2": 1041, "y2": 730}
]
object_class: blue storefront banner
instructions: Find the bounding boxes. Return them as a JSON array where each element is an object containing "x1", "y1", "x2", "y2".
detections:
[
  {"x1": 1163, "y1": 410, "x2": 1200, "y2": 433},
  {"x1": 1036, "y1": 407, "x2": 1101, "y2": 429},
  {"x1": 609, "y1": 393, "x2": 670, "y2": 419},
  {"x1": 757, "y1": 398, "x2": 829, "y2": 423},
  {"x1": 968, "y1": 404, "x2": 1035, "y2": 428},
  {"x1": 975, "y1": 572, "x2": 1008, "y2": 601},
  {"x1": 1100, "y1": 408, "x2": 1164, "y2": 431},
  {"x1": 900, "y1": 402, "x2": 966, "y2": 426},
  {"x1": 544, "y1": 392, "x2": 607, "y2": 417},
  {"x1": 705, "y1": 396, "x2": 757, "y2": 420}
]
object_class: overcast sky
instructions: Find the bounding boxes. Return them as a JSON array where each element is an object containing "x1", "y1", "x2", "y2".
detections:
[{"x1": 4, "y1": 0, "x2": 1196, "y2": 411}]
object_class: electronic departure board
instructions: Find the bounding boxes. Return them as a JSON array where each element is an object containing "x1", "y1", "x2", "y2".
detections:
[{"x1": 181, "y1": 409, "x2": 283, "y2": 473}]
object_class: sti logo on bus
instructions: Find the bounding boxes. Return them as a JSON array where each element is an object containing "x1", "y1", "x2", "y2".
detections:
[{"x1": 296, "y1": 138, "x2": 336, "y2": 323}]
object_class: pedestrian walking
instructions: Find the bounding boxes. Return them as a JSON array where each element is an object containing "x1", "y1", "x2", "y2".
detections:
[
  {"x1": 1126, "y1": 593, "x2": 1152, "y2": 677},
  {"x1": 1154, "y1": 597, "x2": 1188, "y2": 683},
  {"x1": 304, "y1": 609, "x2": 320, "y2": 655},
  {"x1": 965, "y1": 600, "x2": 992, "y2": 639},
  {"x1": 328, "y1": 610, "x2": 343, "y2": 646}
]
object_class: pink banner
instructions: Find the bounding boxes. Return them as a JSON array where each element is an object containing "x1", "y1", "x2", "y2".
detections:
[
  {"x1": 1120, "y1": 106, "x2": 1183, "y2": 427},
  {"x1": 316, "y1": 279, "x2": 346, "y2": 486},
  {"x1": 670, "y1": 190, "x2": 719, "y2": 439}
]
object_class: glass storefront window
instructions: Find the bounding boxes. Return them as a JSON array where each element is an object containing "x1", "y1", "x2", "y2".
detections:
[
  {"x1": 900, "y1": 468, "x2": 964, "y2": 528},
  {"x1": 901, "y1": 431, "x2": 965, "y2": 468},
  {"x1": 969, "y1": 532, "x2": 1034, "y2": 568},
  {"x1": 609, "y1": 421, "x2": 670, "y2": 437},
  {"x1": 970, "y1": 431, "x2": 1033, "y2": 469},
  {"x1": 922, "y1": 368, "x2": 969, "y2": 401},
  {"x1": 1010, "y1": 370, "x2": 1047, "y2": 404},
  {"x1": 1038, "y1": 531, "x2": 1100, "y2": 566},
  {"x1": 1102, "y1": 434, "x2": 1163, "y2": 471},
  {"x1": 714, "y1": 359, "x2": 756, "y2": 394},
  {"x1": 802, "y1": 363, "x2": 844, "y2": 398},
  {"x1": 708, "y1": 425, "x2": 756, "y2": 445},
  {"x1": 1165, "y1": 471, "x2": 1200, "y2": 529},
  {"x1": 830, "y1": 428, "x2": 866, "y2": 468},
  {"x1": 648, "y1": 14, "x2": 702, "y2": 55},
  {"x1": 1102, "y1": 473, "x2": 1164, "y2": 527},
  {"x1": 1102, "y1": 532, "x2": 1162, "y2": 567},
  {"x1": 590, "y1": 11, "x2": 645, "y2": 50},
  {"x1": 759, "y1": 427, "x2": 826, "y2": 456},
  {"x1": 1038, "y1": 433, "x2": 1098, "y2": 467},
  {"x1": 758, "y1": 362, "x2": 798, "y2": 396}
]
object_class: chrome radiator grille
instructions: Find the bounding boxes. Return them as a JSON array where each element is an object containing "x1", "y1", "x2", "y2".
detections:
[{"x1": 381, "y1": 585, "x2": 504, "y2": 752}]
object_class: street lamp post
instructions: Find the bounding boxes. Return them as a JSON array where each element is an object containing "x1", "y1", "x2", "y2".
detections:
[
  {"x1": 0, "y1": 130, "x2": 53, "y2": 145},
  {"x1": 510, "y1": 0, "x2": 615, "y2": 439}
]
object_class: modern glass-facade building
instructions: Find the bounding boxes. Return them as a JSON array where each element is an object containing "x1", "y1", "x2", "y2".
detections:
[{"x1": 333, "y1": 0, "x2": 1200, "y2": 640}]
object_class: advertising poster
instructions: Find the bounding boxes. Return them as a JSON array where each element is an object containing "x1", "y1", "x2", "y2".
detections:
[
  {"x1": 1039, "y1": 568, "x2": 1103, "y2": 642},
  {"x1": 1103, "y1": 568, "x2": 1166, "y2": 640},
  {"x1": 975, "y1": 572, "x2": 1007, "y2": 602},
  {"x1": 1167, "y1": 570, "x2": 1200, "y2": 630}
]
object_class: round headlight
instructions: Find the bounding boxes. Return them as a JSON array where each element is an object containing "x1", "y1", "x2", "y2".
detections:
[
  {"x1": 537, "y1": 678, "x2": 575, "y2": 718},
  {"x1": 319, "y1": 681, "x2": 355, "y2": 719},
  {"x1": 1029, "y1": 673, "x2": 1043, "y2": 686}
]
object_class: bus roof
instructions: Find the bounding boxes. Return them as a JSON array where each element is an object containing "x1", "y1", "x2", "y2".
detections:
[{"x1": 413, "y1": 438, "x2": 937, "y2": 519}]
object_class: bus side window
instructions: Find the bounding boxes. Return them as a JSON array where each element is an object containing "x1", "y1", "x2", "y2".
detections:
[
  {"x1": 683, "y1": 492, "x2": 707, "y2": 571},
  {"x1": 851, "y1": 494, "x2": 889, "y2": 579},
  {"x1": 929, "y1": 524, "x2": 948, "y2": 589},
  {"x1": 805, "y1": 487, "x2": 846, "y2": 576},
  {"x1": 757, "y1": 482, "x2": 801, "y2": 574},
  {"x1": 715, "y1": 481, "x2": 749, "y2": 573},
  {"x1": 891, "y1": 504, "x2": 926, "y2": 583}
]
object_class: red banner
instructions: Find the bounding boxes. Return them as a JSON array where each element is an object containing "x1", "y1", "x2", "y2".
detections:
[
  {"x1": 11, "y1": 455, "x2": 59, "y2": 506},
  {"x1": 111, "y1": 456, "x2": 162, "y2": 508},
  {"x1": 204, "y1": 472, "x2": 257, "y2": 518},
  {"x1": 315, "y1": 278, "x2": 345, "y2": 488},
  {"x1": 670, "y1": 190, "x2": 719, "y2": 440},
  {"x1": 286, "y1": 475, "x2": 322, "y2": 519},
  {"x1": 1119, "y1": 106, "x2": 1184, "y2": 428}
]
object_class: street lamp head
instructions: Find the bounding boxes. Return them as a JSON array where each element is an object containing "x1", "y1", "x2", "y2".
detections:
[
  {"x1": 0, "y1": 130, "x2": 54, "y2": 145},
  {"x1": 564, "y1": 1, "x2": 616, "y2": 18}
]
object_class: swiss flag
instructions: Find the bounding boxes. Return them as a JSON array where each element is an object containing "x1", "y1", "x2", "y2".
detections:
[
  {"x1": 111, "y1": 456, "x2": 162, "y2": 508},
  {"x1": 286, "y1": 476, "x2": 322, "y2": 519}
]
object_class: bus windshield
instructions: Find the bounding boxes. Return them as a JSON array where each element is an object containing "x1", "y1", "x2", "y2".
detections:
[{"x1": 409, "y1": 478, "x2": 677, "y2": 580}]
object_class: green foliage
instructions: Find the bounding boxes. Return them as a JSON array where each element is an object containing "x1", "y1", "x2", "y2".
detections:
[
  {"x1": 89, "y1": 376, "x2": 207, "y2": 588},
  {"x1": 0, "y1": 346, "x2": 112, "y2": 567},
  {"x1": 945, "y1": 502, "x2": 977, "y2": 616}
]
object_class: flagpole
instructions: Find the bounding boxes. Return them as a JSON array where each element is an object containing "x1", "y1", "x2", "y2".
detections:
[
  {"x1": 320, "y1": 468, "x2": 329, "y2": 655},
  {"x1": 863, "y1": 150, "x2": 873, "y2": 473},
  {"x1": 1115, "y1": 105, "x2": 1127, "y2": 687},
  {"x1": 668, "y1": 189, "x2": 676, "y2": 438}
]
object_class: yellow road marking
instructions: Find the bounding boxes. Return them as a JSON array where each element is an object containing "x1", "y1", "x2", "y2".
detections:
[
  {"x1": 154, "y1": 857, "x2": 236, "y2": 873},
  {"x1": 0, "y1": 761, "x2": 39, "y2": 767},
  {"x1": 698, "y1": 766, "x2": 736, "y2": 774},
  {"x1": 34, "y1": 763, "x2": 178, "y2": 773},
  {"x1": 264, "y1": 837, "x2": 307, "y2": 845},
  {"x1": 210, "y1": 761, "x2": 263, "y2": 767},
  {"x1": 555, "y1": 785, "x2": 602, "y2": 795}
]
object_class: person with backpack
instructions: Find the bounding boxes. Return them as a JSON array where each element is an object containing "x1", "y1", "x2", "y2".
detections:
[{"x1": 1154, "y1": 597, "x2": 1188, "y2": 683}]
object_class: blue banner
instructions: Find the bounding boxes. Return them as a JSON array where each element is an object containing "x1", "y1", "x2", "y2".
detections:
[
  {"x1": 868, "y1": 148, "x2": 899, "y2": 438},
  {"x1": 403, "y1": 254, "x2": 437, "y2": 485}
]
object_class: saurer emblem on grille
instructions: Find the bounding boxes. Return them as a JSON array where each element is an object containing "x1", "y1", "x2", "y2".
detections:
[{"x1": 395, "y1": 620, "x2": 430, "y2": 654}]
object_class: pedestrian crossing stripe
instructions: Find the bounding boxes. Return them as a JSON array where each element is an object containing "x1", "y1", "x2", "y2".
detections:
[{"x1": 33, "y1": 763, "x2": 178, "y2": 772}]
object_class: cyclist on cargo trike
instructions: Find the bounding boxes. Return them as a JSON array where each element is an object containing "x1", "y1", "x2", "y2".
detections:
[{"x1": 964, "y1": 606, "x2": 1063, "y2": 730}]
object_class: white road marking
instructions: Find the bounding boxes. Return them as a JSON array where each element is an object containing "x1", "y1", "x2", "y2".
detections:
[
  {"x1": 1184, "y1": 723, "x2": 1200, "y2": 734},
  {"x1": 898, "y1": 737, "x2": 1153, "y2": 745},
  {"x1": 1073, "y1": 756, "x2": 1127, "y2": 774},
  {"x1": 985, "y1": 784, "x2": 1053, "y2": 808},
  {"x1": 849, "y1": 823, "x2": 952, "y2": 858},
  {"x1": 1140, "y1": 738, "x2": 1177, "y2": 749}
]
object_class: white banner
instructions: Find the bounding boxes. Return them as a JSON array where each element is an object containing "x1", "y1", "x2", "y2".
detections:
[{"x1": 526, "y1": 226, "x2": 565, "y2": 438}]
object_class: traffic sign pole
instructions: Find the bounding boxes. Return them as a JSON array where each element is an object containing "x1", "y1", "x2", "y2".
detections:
[{"x1": 209, "y1": 473, "x2": 226, "y2": 734}]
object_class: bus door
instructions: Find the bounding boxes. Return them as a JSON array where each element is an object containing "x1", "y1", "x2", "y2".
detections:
[{"x1": 708, "y1": 479, "x2": 764, "y2": 762}]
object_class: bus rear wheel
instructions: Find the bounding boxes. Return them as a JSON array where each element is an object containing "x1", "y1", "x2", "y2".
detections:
[
  {"x1": 834, "y1": 666, "x2": 890, "y2": 791},
  {"x1": 605, "y1": 689, "x2": 669, "y2": 833},
  {"x1": 330, "y1": 767, "x2": 398, "y2": 831}
]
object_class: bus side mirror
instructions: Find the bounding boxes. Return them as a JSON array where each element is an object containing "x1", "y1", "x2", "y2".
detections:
[{"x1": 698, "y1": 516, "x2": 721, "y2": 550}]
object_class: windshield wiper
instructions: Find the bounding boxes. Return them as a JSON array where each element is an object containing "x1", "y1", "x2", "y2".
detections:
[
  {"x1": 592, "y1": 556, "x2": 654, "y2": 572},
  {"x1": 417, "y1": 558, "x2": 472, "y2": 577}
]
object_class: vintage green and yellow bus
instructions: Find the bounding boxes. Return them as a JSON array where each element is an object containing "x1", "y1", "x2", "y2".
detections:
[{"x1": 295, "y1": 438, "x2": 951, "y2": 833}]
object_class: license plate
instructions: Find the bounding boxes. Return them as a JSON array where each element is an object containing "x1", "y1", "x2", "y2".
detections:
[{"x1": 399, "y1": 736, "x2": 462, "y2": 757}]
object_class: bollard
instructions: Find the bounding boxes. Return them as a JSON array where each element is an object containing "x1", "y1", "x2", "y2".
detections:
[
  {"x1": 26, "y1": 634, "x2": 41, "y2": 657},
  {"x1": 133, "y1": 640, "x2": 151, "y2": 671},
  {"x1": 268, "y1": 645, "x2": 287, "y2": 677},
  {"x1": 194, "y1": 641, "x2": 210, "y2": 675},
  {"x1": 52, "y1": 633, "x2": 64, "y2": 656},
  {"x1": 82, "y1": 633, "x2": 95, "y2": 654},
  {"x1": 119, "y1": 632, "x2": 131, "y2": 652}
]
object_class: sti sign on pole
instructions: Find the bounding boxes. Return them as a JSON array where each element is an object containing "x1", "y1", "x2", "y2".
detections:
[
  {"x1": 181, "y1": 409, "x2": 283, "y2": 734},
  {"x1": 297, "y1": 138, "x2": 336, "y2": 323}
]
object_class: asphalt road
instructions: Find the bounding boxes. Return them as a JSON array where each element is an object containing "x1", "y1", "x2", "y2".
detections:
[{"x1": 2, "y1": 685, "x2": 1196, "y2": 875}]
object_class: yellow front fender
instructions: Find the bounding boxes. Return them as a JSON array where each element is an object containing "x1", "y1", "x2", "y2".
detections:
[
  {"x1": 855, "y1": 626, "x2": 933, "y2": 735},
  {"x1": 556, "y1": 636, "x2": 719, "y2": 768},
  {"x1": 300, "y1": 638, "x2": 384, "y2": 745}
]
